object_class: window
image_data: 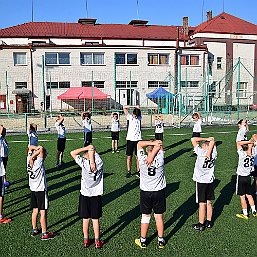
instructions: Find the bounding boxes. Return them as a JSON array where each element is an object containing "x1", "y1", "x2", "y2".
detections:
[
  {"x1": 59, "y1": 82, "x2": 70, "y2": 88},
  {"x1": 181, "y1": 81, "x2": 199, "y2": 87},
  {"x1": 82, "y1": 81, "x2": 105, "y2": 88},
  {"x1": 217, "y1": 57, "x2": 222, "y2": 69},
  {"x1": 236, "y1": 82, "x2": 248, "y2": 98},
  {"x1": 148, "y1": 54, "x2": 169, "y2": 65},
  {"x1": 115, "y1": 53, "x2": 137, "y2": 65},
  {"x1": 46, "y1": 82, "x2": 70, "y2": 89},
  {"x1": 45, "y1": 53, "x2": 70, "y2": 65},
  {"x1": 46, "y1": 82, "x2": 58, "y2": 89},
  {"x1": 116, "y1": 81, "x2": 138, "y2": 88},
  {"x1": 148, "y1": 81, "x2": 169, "y2": 88},
  {"x1": 80, "y1": 53, "x2": 104, "y2": 65},
  {"x1": 180, "y1": 55, "x2": 199, "y2": 65},
  {"x1": 13, "y1": 53, "x2": 27, "y2": 65},
  {"x1": 15, "y1": 82, "x2": 27, "y2": 89}
]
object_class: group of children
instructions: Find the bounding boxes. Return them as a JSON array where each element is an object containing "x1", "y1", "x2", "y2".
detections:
[{"x1": 0, "y1": 109, "x2": 256, "y2": 250}]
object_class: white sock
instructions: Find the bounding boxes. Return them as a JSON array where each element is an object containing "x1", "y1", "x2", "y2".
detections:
[
  {"x1": 242, "y1": 209, "x2": 248, "y2": 216},
  {"x1": 251, "y1": 205, "x2": 256, "y2": 213}
]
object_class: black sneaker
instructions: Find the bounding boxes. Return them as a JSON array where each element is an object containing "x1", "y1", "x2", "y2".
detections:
[
  {"x1": 204, "y1": 220, "x2": 213, "y2": 228},
  {"x1": 135, "y1": 171, "x2": 140, "y2": 178},
  {"x1": 192, "y1": 222, "x2": 205, "y2": 231},
  {"x1": 158, "y1": 240, "x2": 165, "y2": 249},
  {"x1": 126, "y1": 172, "x2": 132, "y2": 178}
]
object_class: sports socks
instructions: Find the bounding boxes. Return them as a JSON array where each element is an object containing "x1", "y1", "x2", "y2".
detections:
[
  {"x1": 140, "y1": 237, "x2": 146, "y2": 243},
  {"x1": 158, "y1": 237, "x2": 164, "y2": 242},
  {"x1": 242, "y1": 209, "x2": 248, "y2": 216},
  {"x1": 251, "y1": 205, "x2": 256, "y2": 213}
]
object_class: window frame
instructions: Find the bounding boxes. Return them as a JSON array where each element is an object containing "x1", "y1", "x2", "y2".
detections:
[
  {"x1": 236, "y1": 82, "x2": 248, "y2": 99},
  {"x1": 15, "y1": 82, "x2": 28, "y2": 89},
  {"x1": 217, "y1": 57, "x2": 222, "y2": 70},
  {"x1": 148, "y1": 53, "x2": 169, "y2": 65},
  {"x1": 80, "y1": 52, "x2": 105, "y2": 65},
  {"x1": 13, "y1": 52, "x2": 27, "y2": 66},
  {"x1": 81, "y1": 81, "x2": 105, "y2": 89},
  {"x1": 180, "y1": 81, "x2": 199, "y2": 88},
  {"x1": 180, "y1": 54, "x2": 200, "y2": 66},
  {"x1": 148, "y1": 81, "x2": 169, "y2": 88},
  {"x1": 45, "y1": 52, "x2": 71, "y2": 66},
  {"x1": 115, "y1": 53, "x2": 138, "y2": 65}
]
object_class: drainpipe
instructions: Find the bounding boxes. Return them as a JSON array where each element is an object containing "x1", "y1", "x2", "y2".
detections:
[{"x1": 29, "y1": 44, "x2": 34, "y2": 109}]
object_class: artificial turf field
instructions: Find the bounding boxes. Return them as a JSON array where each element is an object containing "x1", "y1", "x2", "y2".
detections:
[{"x1": 0, "y1": 126, "x2": 257, "y2": 257}]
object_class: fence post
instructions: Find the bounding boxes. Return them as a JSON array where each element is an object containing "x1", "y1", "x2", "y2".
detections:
[
  {"x1": 114, "y1": 56, "x2": 117, "y2": 109},
  {"x1": 5, "y1": 71, "x2": 10, "y2": 118},
  {"x1": 177, "y1": 54, "x2": 182, "y2": 127},
  {"x1": 129, "y1": 70, "x2": 132, "y2": 105},
  {"x1": 237, "y1": 57, "x2": 241, "y2": 120},
  {"x1": 91, "y1": 71, "x2": 94, "y2": 113},
  {"x1": 24, "y1": 113, "x2": 27, "y2": 133},
  {"x1": 42, "y1": 55, "x2": 45, "y2": 112}
]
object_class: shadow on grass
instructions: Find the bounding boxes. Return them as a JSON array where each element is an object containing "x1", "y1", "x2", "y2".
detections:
[
  {"x1": 102, "y1": 182, "x2": 180, "y2": 244},
  {"x1": 164, "y1": 139, "x2": 189, "y2": 151},
  {"x1": 164, "y1": 148, "x2": 192, "y2": 164},
  {"x1": 215, "y1": 140, "x2": 223, "y2": 148},
  {"x1": 98, "y1": 143, "x2": 127, "y2": 156}
]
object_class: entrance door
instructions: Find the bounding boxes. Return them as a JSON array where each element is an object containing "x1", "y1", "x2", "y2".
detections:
[
  {"x1": 119, "y1": 89, "x2": 128, "y2": 106},
  {"x1": 16, "y1": 95, "x2": 28, "y2": 113}
]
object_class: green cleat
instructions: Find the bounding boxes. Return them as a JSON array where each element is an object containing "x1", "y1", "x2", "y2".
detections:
[
  {"x1": 135, "y1": 238, "x2": 146, "y2": 249},
  {"x1": 236, "y1": 213, "x2": 249, "y2": 220}
]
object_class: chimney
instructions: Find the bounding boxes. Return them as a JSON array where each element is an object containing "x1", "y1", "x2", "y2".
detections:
[
  {"x1": 207, "y1": 11, "x2": 212, "y2": 22},
  {"x1": 78, "y1": 18, "x2": 97, "y2": 25},
  {"x1": 183, "y1": 16, "x2": 189, "y2": 36},
  {"x1": 129, "y1": 20, "x2": 148, "y2": 26}
]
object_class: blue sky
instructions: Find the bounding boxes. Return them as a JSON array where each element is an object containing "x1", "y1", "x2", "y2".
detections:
[{"x1": 1, "y1": 0, "x2": 257, "y2": 29}]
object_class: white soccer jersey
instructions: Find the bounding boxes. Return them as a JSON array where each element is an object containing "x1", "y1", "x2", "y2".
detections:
[
  {"x1": 75, "y1": 153, "x2": 104, "y2": 196},
  {"x1": 126, "y1": 114, "x2": 142, "y2": 141},
  {"x1": 236, "y1": 149, "x2": 254, "y2": 176},
  {"x1": 111, "y1": 118, "x2": 120, "y2": 132},
  {"x1": 155, "y1": 120, "x2": 164, "y2": 134},
  {"x1": 137, "y1": 149, "x2": 166, "y2": 191},
  {"x1": 55, "y1": 122, "x2": 66, "y2": 138},
  {"x1": 236, "y1": 126, "x2": 247, "y2": 142},
  {"x1": 0, "y1": 135, "x2": 8, "y2": 157},
  {"x1": 193, "y1": 119, "x2": 202, "y2": 133},
  {"x1": 82, "y1": 119, "x2": 92, "y2": 133},
  {"x1": 27, "y1": 153, "x2": 47, "y2": 192},
  {"x1": 0, "y1": 157, "x2": 5, "y2": 177},
  {"x1": 193, "y1": 145, "x2": 217, "y2": 183}
]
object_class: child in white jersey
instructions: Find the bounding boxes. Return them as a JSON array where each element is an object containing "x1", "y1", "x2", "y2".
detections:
[
  {"x1": 191, "y1": 137, "x2": 217, "y2": 231},
  {"x1": 70, "y1": 145, "x2": 104, "y2": 249},
  {"x1": 236, "y1": 119, "x2": 249, "y2": 142},
  {"x1": 111, "y1": 112, "x2": 120, "y2": 153},
  {"x1": 123, "y1": 105, "x2": 142, "y2": 178},
  {"x1": 135, "y1": 140, "x2": 166, "y2": 249},
  {"x1": 192, "y1": 112, "x2": 202, "y2": 138},
  {"x1": 235, "y1": 139, "x2": 257, "y2": 219},
  {"x1": 27, "y1": 123, "x2": 38, "y2": 146},
  {"x1": 155, "y1": 114, "x2": 164, "y2": 141},
  {"x1": 55, "y1": 115, "x2": 66, "y2": 167},
  {"x1": 81, "y1": 112, "x2": 93, "y2": 147},
  {"x1": 27, "y1": 145, "x2": 56, "y2": 239},
  {"x1": 251, "y1": 134, "x2": 257, "y2": 195}
]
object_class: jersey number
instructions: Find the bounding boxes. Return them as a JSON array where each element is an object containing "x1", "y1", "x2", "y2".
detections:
[
  {"x1": 148, "y1": 166, "x2": 156, "y2": 176},
  {"x1": 202, "y1": 158, "x2": 215, "y2": 169},
  {"x1": 244, "y1": 156, "x2": 254, "y2": 168}
]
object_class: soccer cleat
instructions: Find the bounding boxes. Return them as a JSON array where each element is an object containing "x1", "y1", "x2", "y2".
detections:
[
  {"x1": 204, "y1": 220, "x2": 213, "y2": 228},
  {"x1": 0, "y1": 217, "x2": 11, "y2": 224},
  {"x1": 112, "y1": 150, "x2": 115, "y2": 153},
  {"x1": 126, "y1": 172, "x2": 132, "y2": 178},
  {"x1": 252, "y1": 211, "x2": 257, "y2": 217},
  {"x1": 158, "y1": 240, "x2": 165, "y2": 249},
  {"x1": 95, "y1": 240, "x2": 104, "y2": 249},
  {"x1": 41, "y1": 232, "x2": 57, "y2": 240},
  {"x1": 135, "y1": 238, "x2": 146, "y2": 249},
  {"x1": 135, "y1": 172, "x2": 140, "y2": 178},
  {"x1": 236, "y1": 213, "x2": 249, "y2": 220},
  {"x1": 84, "y1": 239, "x2": 91, "y2": 248},
  {"x1": 4, "y1": 181, "x2": 10, "y2": 190},
  {"x1": 116, "y1": 150, "x2": 120, "y2": 153},
  {"x1": 192, "y1": 222, "x2": 205, "y2": 231},
  {"x1": 31, "y1": 229, "x2": 40, "y2": 237}
]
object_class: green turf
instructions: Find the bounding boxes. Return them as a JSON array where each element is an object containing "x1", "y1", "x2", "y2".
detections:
[{"x1": 0, "y1": 126, "x2": 257, "y2": 257}]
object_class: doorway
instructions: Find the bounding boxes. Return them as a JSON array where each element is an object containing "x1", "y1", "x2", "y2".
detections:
[{"x1": 16, "y1": 95, "x2": 28, "y2": 113}]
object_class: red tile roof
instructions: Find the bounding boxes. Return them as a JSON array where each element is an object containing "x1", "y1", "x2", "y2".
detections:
[
  {"x1": 0, "y1": 22, "x2": 189, "y2": 41},
  {"x1": 193, "y1": 12, "x2": 257, "y2": 36}
]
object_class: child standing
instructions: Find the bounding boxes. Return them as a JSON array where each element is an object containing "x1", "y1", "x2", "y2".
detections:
[
  {"x1": 27, "y1": 145, "x2": 56, "y2": 239},
  {"x1": 111, "y1": 112, "x2": 120, "y2": 153},
  {"x1": 0, "y1": 126, "x2": 11, "y2": 224},
  {"x1": 251, "y1": 134, "x2": 257, "y2": 196},
  {"x1": 81, "y1": 112, "x2": 93, "y2": 147},
  {"x1": 155, "y1": 114, "x2": 164, "y2": 141},
  {"x1": 55, "y1": 115, "x2": 66, "y2": 167},
  {"x1": 135, "y1": 140, "x2": 166, "y2": 249},
  {"x1": 70, "y1": 145, "x2": 104, "y2": 249},
  {"x1": 235, "y1": 140, "x2": 257, "y2": 219},
  {"x1": 191, "y1": 136, "x2": 217, "y2": 231},
  {"x1": 236, "y1": 119, "x2": 249, "y2": 142},
  {"x1": 27, "y1": 123, "x2": 38, "y2": 146},
  {"x1": 192, "y1": 112, "x2": 202, "y2": 138}
]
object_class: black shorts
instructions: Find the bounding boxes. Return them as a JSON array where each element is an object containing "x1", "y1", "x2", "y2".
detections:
[
  {"x1": 57, "y1": 138, "x2": 66, "y2": 152},
  {"x1": 196, "y1": 182, "x2": 215, "y2": 203},
  {"x1": 252, "y1": 165, "x2": 257, "y2": 177},
  {"x1": 111, "y1": 131, "x2": 119, "y2": 140},
  {"x1": 192, "y1": 132, "x2": 201, "y2": 138},
  {"x1": 2, "y1": 157, "x2": 8, "y2": 170},
  {"x1": 84, "y1": 132, "x2": 93, "y2": 147},
  {"x1": 236, "y1": 175, "x2": 252, "y2": 196},
  {"x1": 0, "y1": 176, "x2": 4, "y2": 197},
  {"x1": 155, "y1": 133, "x2": 163, "y2": 141},
  {"x1": 78, "y1": 194, "x2": 102, "y2": 219},
  {"x1": 30, "y1": 191, "x2": 48, "y2": 210},
  {"x1": 140, "y1": 189, "x2": 166, "y2": 214},
  {"x1": 126, "y1": 140, "x2": 139, "y2": 156}
]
